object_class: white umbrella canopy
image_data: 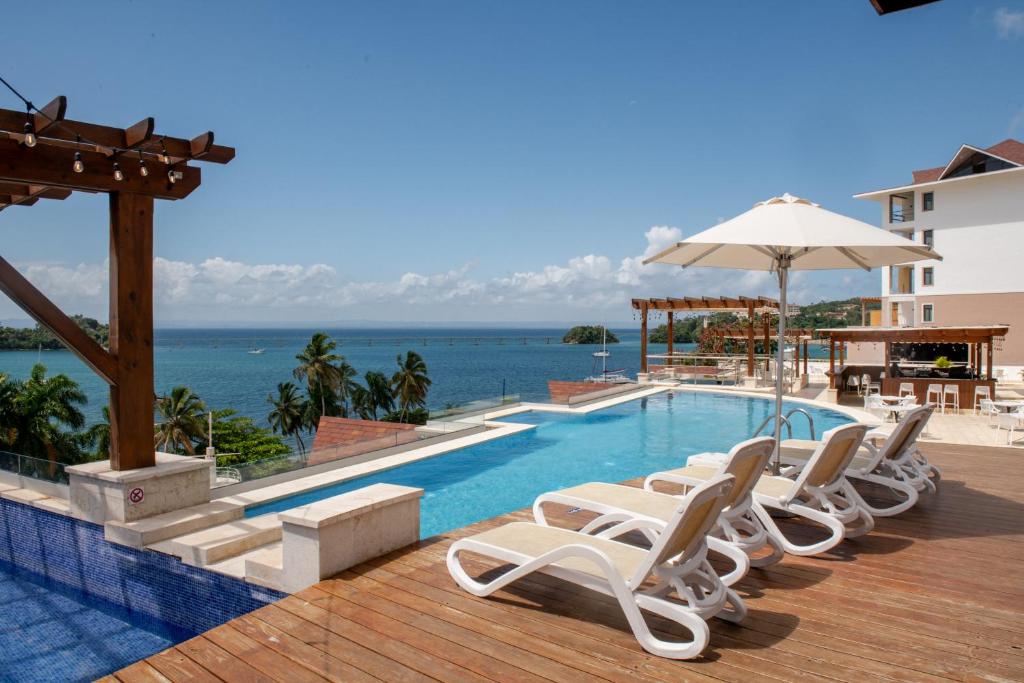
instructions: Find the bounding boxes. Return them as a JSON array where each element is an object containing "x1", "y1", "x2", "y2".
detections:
[{"x1": 644, "y1": 192, "x2": 941, "y2": 472}]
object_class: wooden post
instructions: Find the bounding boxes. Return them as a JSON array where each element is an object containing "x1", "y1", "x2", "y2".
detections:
[
  {"x1": 108, "y1": 192, "x2": 156, "y2": 471},
  {"x1": 839, "y1": 342, "x2": 845, "y2": 367},
  {"x1": 861, "y1": 300, "x2": 867, "y2": 326},
  {"x1": 746, "y1": 303, "x2": 755, "y2": 377},
  {"x1": 666, "y1": 311, "x2": 674, "y2": 363},
  {"x1": 640, "y1": 305, "x2": 648, "y2": 374},
  {"x1": 986, "y1": 339, "x2": 994, "y2": 380},
  {"x1": 762, "y1": 313, "x2": 770, "y2": 373},
  {"x1": 794, "y1": 336, "x2": 801, "y2": 377},
  {"x1": 803, "y1": 339, "x2": 809, "y2": 376},
  {"x1": 975, "y1": 342, "x2": 982, "y2": 377},
  {"x1": 969, "y1": 343, "x2": 975, "y2": 375},
  {"x1": 884, "y1": 340, "x2": 891, "y2": 383},
  {"x1": 828, "y1": 338, "x2": 836, "y2": 390}
]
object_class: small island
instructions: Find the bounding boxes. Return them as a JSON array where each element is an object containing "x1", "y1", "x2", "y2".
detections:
[
  {"x1": 562, "y1": 326, "x2": 619, "y2": 345},
  {"x1": 0, "y1": 316, "x2": 108, "y2": 351}
]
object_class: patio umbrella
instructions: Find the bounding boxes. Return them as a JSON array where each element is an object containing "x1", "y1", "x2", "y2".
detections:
[{"x1": 644, "y1": 192, "x2": 941, "y2": 471}]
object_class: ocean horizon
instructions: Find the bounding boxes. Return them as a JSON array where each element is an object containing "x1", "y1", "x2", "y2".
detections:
[{"x1": 0, "y1": 326, "x2": 829, "y2": 431}]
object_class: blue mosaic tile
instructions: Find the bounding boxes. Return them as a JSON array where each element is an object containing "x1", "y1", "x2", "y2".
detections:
[{"x1": 0, "y1": 498, "x2": 285, "y2": 681}]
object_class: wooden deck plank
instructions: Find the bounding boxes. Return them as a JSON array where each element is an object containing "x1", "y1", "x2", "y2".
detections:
[
  {"x1": 146, "y1": 647, "x2": 220, "y2": 683},
  {"x1": 121, "y1": 442, "x2": 1024, "y2": 682}
]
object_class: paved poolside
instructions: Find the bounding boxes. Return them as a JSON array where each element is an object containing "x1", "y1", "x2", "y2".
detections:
[{"x1": 110, "y1": 442, "x2": 1024, "y2": 682}]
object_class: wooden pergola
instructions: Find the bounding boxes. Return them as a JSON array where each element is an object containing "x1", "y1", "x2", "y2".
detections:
[
  {"x1": 707, "y1": 326, "x2": 815, "y2": 378},
  {"x1": 0, "y1": 95, "x2": 233, "y2": 471},
  {"x1": 817, "y1": 325, "x2": 1010, "y2": 389},
  {"x1": 859, "y1": 296, "x2": 881, "y2": 326},
  {"x1": 630, "y1": 296, "x2": 780, "y2": 378}
]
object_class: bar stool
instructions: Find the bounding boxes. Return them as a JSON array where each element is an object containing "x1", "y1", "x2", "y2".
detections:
[
  {"x1": 925, "y1": 383, "x2": 943, "y2": 408},
  {"x1": 973, "y1": 385, "x2": 992, "y2": 415},
  {"x1": 942, "y1": 385, "x2": 960, "y2": 414},
  {"x1": 898, "y1": 382, "x2": 916, "y2": 399}
]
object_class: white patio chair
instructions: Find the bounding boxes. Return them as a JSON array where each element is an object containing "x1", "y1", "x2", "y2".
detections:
[
  {"x1": 973, "y1": 386, "x2": 992, "y2": 415},
  {"x1": 996, "y1": 408, "x2": 1024, "y2": 446},
  {"x1": 978, "y1": 398, "x2": 999, "y2": 424},
  {"x1": 942, "y1": 385, "x2": 959, "y2": 414},
  {"x1": 447, "y1": 475, "x2": 740, "y2": 659},
  {"x1": 846, "y1": 375, "x2": 861, "y2": 396},
  {"x1": 861, "y1": 373, "x2": 880, "y2": 396},
  {"x1": 534, "y1": 437, "x2": 779, "y2": 588},
  {"x1": 863, "y1": 394, "x2": 889, "y2": 421},
  {"x1": 780, "y1": 405, "x2": 937, "y2": 516},
  {"x1": 648, "y1": 424, "x2": 874, "y2": 558},
  {"x1": 925, "y1": 384, "x2": 942, "y2": 410}
]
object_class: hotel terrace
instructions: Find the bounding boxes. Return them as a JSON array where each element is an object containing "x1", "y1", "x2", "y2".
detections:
[{"x1": 2, "y1": 32, "x2": 1024, "y2": 683}]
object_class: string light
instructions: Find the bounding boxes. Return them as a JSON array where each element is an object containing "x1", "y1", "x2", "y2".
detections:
[
  {"x1": 112, "y1": 159, "x2": 124, "y2": 182},
  {"x1": 138, "y1": 151, "x2": 149, "y2": 177},
  {"x1": 159, "y1": 142, "x2": 170, "y2": 164},
  {"x1": 73, "y1": 135, "x2": 84, "y2": 173},
  {"x1": 22, "y1": 104, "x2": 36, "y2": 147}
]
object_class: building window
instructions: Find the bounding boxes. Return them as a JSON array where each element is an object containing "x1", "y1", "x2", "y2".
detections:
[
  {"x1": 922, "y1": 267, "x2": 934, "y2": 286},
  {"x1": 922, "y1": 229, "x2": 934, "y2": 248},
  {"x1": 922, "y1": 304, "x2": 934, "y2": 323},
  {"x1": 922, "y1": 192, "x2": 934, "y2": 211}
]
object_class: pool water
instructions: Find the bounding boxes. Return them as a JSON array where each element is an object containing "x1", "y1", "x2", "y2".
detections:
[
  {"x1": 246, "y1": 392, "x2": 853, "y2": 536},
  {"x1": 0, "y1": 560, "x2": 194, "y2": 683}
]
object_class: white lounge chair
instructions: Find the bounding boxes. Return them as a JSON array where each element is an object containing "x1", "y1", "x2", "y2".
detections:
[
  {"x1": 780, "y1": 405, "x2": 937, "y2": 517},
  {"x1": 447, "y1": 475, "x2": 740, "y2": 659},
  {"x1": 646, "y1": 423, "x2": 874, "y2": 558},
  {"x1": 533, "y1": 437, "x2": 778, "y2": 587}
]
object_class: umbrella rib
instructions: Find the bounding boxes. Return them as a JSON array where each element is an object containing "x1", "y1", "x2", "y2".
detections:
[
  {"x1": 677, "y1": 243, "x2": 726, "y2": 268},
  {"x1": 900, "y1": 245, "x2": 943, "y2": 261},
  {"x1": 750, "y1": 245, "x2": 778, "y2": 260},
  {"x1": 836, "y1": 247, "x2": 872, "y2": 271},
  {"x1": 789, "y1": 247, "x2": 819, "y2": 263}
]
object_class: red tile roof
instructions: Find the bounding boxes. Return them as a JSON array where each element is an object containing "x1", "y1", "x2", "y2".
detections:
[
  {"x1": 910, "y1": 138, "x2": 1023, "y2": 184},
  {"x1": 309, "y1": 416, "x2": 419, "y2": 466}
]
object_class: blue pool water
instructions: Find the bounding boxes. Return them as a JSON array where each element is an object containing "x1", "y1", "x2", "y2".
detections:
[
  {"x1": 0, "y1": 560, "x2": 193, "y2": 682},
  {"x1": 246, "y1": 392, "x2": 853, "y2": 536}
]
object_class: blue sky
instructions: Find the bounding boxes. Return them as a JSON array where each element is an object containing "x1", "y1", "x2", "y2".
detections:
[{"x1": 1, "y1": 0, "x2": 1022, "y2": 325}]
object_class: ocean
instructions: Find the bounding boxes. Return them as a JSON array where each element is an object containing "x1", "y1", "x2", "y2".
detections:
[{"x1": 0, "y1": 327, "x2": 829, "y2": 429}]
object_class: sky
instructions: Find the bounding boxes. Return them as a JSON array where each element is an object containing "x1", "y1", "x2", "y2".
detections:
[{"x1": 1, "y1": 0, "x2": 1022, "y2": 326}]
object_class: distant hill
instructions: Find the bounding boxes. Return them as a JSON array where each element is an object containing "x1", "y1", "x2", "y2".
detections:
[
  {"x1": 0, "y1": 316, "x2": 109, "y2": 351},
  {"x1": 562, "y1": 326, "x2": 619, "y2": 345}
]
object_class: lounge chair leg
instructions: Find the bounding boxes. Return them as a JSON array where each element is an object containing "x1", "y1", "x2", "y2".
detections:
[{"x1": 751, "y1": 500, "x2": 846, "y2": 556}]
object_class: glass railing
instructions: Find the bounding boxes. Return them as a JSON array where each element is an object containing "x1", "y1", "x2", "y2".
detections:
[
  {"x1": 0, "y1": 450, "x2": 70, "y2": 485},
  {"x1": 429, "y1": 394, "x2": 520, "y2": 422}
]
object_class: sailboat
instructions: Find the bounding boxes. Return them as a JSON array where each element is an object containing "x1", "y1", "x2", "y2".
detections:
[
  {"x1": 585, "y1": 326, "x2": 633, "y2": 384},
  {"x1": 248, "y1": 347, "x2": 265, "y2": 355}
]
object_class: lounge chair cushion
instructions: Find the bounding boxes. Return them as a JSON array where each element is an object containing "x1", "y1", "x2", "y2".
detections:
[
  {"x1": 751, "y1": 476, "x2": 797, "y2": 499},
  {"x1": 554, "y1": 482, "x2": 679, "y2": 521},
  {"x1": 780, "y1": 439, "x2": 873, "y2": 469},
  {"x1": 466, "y1": 522, "x2": 646, "y2": 581}
]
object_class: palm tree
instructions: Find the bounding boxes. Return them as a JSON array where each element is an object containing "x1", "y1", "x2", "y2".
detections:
[
  {"x1": 364, "y1": 371, "x2": 394, "y2": 420},
  {"x1": 293, "y1": 333, "x2": 343, "y2": 417},
  {"x1": 84, "y1": 405, "x2": 112, "y2": 458},
  {"x1": 336, "y1": 360, "x2": 360, "y2": 418},
  {"x1": 267, "y1": 382, "x2": 307, "y2": 453},
  {"x1": 155, "y1": 386, "x2": 207, "y2": 455},
  {"x1": 9, "y1": 364, "x2": 87, "y2": 466},
  {"x1": 0, "y1": 373, "x2": 20, "y2": 448},
  {"x1": 391, "y1": 351, "x2": 431, "y2": 422}
]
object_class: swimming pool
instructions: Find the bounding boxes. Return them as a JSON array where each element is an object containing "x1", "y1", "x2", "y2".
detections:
[
  {"x1": 0, "y1": 560, "x2": 192, "y2": 682},
  {"x1": 246, "y1": 391, "x2": 854, "y2": 536}
]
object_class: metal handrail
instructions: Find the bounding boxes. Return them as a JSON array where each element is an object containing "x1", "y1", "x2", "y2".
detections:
[
  {"x1": 752, "y1": 414, "x2": 794, "y2": 440},
  {"x1": 784, "y1": 408, "x2": 816, "y2": 440}
]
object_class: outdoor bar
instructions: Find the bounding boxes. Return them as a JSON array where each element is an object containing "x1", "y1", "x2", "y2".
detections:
[{"x1": 818, "y1": 324, "x2": 1010, "y2": 408}]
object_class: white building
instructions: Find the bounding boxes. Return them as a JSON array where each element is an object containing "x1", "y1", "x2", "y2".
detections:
[{"x1": 853, "y1": 139, "x2": 1024, "y2": 366}]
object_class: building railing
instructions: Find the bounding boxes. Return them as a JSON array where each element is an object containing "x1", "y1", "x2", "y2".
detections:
[{"x1": 0, "y1": 450, "x2": 70, "y2": 485}]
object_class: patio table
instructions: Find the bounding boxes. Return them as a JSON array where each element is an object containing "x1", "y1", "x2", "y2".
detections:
[{"x1": 992, "y1": 400, "x2": 1024, "y2": 413}]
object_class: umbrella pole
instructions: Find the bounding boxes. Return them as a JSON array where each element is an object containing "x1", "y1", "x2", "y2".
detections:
[{"x1": 772, "y1": 257, "x2": 790, "y2": 475}]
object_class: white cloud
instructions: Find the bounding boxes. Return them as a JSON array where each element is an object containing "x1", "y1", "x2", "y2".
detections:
[
  {"x1": 0, "y1": 226, "x2": 878, "y2": 323},
  {"x1": 994, "y1": 7, "x2": 1024, "y2": 38}
]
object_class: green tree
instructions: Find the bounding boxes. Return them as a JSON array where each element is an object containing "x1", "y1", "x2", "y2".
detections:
[
  {"x1": 209, "y1": 409, "x2": 291, "y2": 465},
  {"x1": 391, "y1": 351, "x2": 431, "y2": 423},
  {"x1": 562, "y1": 326, "x2": 619, "y2": 344},
  {"x1": 267, "y1": 382, "x2": 308, "y2": 453},
  {"x1": 366, "y1": 371, "x2": 395, "y2": 420},
  {"x1": 293, "y1": 332, "x2": 343, "y2": 417},
  {"x1": 5, "y1": 364, "x2": 87, "y2": 466},
  {"x1": 155, "y1": 386, "x2": 207, "y2": 455},
  {"x1": 336, "y1": 360, "x2": 360, "y2": 418}
]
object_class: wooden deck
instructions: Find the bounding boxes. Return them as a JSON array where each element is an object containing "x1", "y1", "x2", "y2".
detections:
[{"x1": 111, "y1": 443, "x2": 1024, "y2": 682}]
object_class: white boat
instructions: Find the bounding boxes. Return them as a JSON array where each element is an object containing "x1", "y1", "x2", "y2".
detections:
[
  {"x1": 585, "y1": 327, "x2": 634, "y2": 384},
  {"x1": 248, "y1": 347, "x2": 265, "y2": 355}
]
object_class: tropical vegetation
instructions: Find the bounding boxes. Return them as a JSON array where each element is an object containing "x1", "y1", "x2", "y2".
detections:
[
  {"x1": 562, "y1": 326, "x2": 618, "y2": 344},
  {"x1": 0, "y1": 316, "x2": 108, "y2": 351},
  {"x1": 154, "y1": 386, "x2": 207, "y2": 455}
]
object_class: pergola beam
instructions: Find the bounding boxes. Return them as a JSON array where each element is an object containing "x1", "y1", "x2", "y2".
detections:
[
  {"x1": 631, "y1": 295, "x2": 780, "y2": 311},
  {"x1": 0, "y1": 255, "x2": 117, "y2": 384},
  {"x1": 0, "y1": 138, "x2": 201, "y2": 198},
  {"x1": 32, "y1": 95, "x2": 68, "y2": 134}
]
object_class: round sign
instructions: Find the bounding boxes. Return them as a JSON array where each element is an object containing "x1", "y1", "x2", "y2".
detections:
[{"x1": 128, "y1": 487, "x2": 145, "y2": 504}]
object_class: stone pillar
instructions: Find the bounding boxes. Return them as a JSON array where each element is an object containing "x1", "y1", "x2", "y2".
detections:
[
  {"x1": 277, "y1": 483, "x2": 423, "y2": 593},
  {"x1": 67, "y1": 453, "x2": 213, "y2": 524}
]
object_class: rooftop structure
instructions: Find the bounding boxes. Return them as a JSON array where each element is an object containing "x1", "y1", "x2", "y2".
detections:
[{"x1": 0, "y1": 95, "x2": 233, "y2": 471}]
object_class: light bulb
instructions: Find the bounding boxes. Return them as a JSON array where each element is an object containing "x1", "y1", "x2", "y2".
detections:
[
  {"x1": 167, "y1": 168, "x2": 177, "y2": 183},
  {"x1": 113, "y1": 162, "x2": 124, "y2": 181},
  {"x1": 23, "y1": 122, "x2": 36, "y2": 147},
  {"x1": 139, "y1": 159, "x2": 149, "y2": 177},
  {"x1": 73, "y1": 152, "x2": 84, "y2": 173}
]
